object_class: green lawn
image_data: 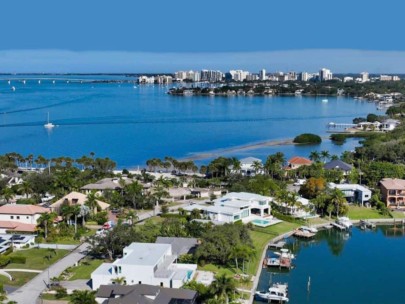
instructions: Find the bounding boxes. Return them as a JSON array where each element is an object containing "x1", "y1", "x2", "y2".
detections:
[
  {"x1": 68, "y1": 258, "x2": 104, "y2": 281},
  {"x1": 0, "y1": 271, "x2": 38, "y2": 286},
  {"x1": 347, "y1": 205, "x2": 392, "y2": 220},
  {"x1": 5, "y1": 248, "x2": 69, "y2": 270},
  {"x1": 248, "y1": 222, "x2": 300, "y2": 275}
]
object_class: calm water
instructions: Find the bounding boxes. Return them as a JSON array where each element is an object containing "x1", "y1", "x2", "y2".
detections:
[
  {"x1": 256, "y1": 226, "x2": 405, "y2": 304},
  {"x1": 0, "y1": 75, "x2": 380, "y2": 168}
]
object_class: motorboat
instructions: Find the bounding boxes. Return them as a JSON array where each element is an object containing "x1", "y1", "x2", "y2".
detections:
[
  {"x1": 255, "y1": 283, "x2": 289, "y2": 302},
  {"x1": 299, "y1": 226, "x2": 318, "y2": 233},
  {"x1": 337, "y1": 217, "x2": 352, "y2": 229},
  {"x1": 275, "y1": 248, "x2": 295, "y2": 260},
  {"x1": 11, "y1": 86, "x2": 16, "y2": 92}
]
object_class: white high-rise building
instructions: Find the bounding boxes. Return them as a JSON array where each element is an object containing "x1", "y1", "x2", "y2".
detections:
[
  {"x1": 300, "y1": 72, "x2": 311, "y2": 81},
  {"x1": 259, "y1": 69, "x2": 267, "y2": 81},
  {"x1": 319, "y1": 68, "x2": 333, "y2": 81},
  {"x1": 229, "y1": 70, "x2": 250, "y2": 82},
  {"x1": 360, "y1": 72, "x2": 369, "y2": 82},
  {"x1": 174, "y1": 71, "x2": 188, "y2": 81}
]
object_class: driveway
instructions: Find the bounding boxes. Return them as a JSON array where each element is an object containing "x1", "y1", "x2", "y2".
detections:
[{"x1": 7, "y1": 242, "x2": 89, "y2": 304}]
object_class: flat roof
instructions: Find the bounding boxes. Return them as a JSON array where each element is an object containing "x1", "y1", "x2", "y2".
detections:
[{"x1": 117, "y1": 243, "x2": 171, "y2": 266}]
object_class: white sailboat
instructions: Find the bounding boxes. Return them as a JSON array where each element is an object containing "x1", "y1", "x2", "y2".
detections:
[{"x1": 44, "y1": 112, "x2": 55, "y2": 129}]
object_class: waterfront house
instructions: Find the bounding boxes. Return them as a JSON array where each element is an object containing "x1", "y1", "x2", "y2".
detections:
[
  {"x1": 285, "y1": 157, "x2": 312, "y2": 170},
  {"x1": 229, "y1": 157, "x2": 264, "y2": 176},
  {"x1": 183, "y1": 192, "x2": 271, "y2": 224},
  {"x1": 324, "y1": 159, "x2": 354, "y2": 176},
  {"x1": 50, "y1": 191, "x2": 109, "y2": 214},
  {"x1": 96, "y1": 284, "x2": 197, "y2": 304},
  {"x1": 273, "y1": 197, "x2": 314, "y2": 218},
  {"x1": 0, "y1": 204, "x2": 49, "y2": 233},
  {"x1": 328, "y1": 183, "x2": 371, "y2": 206},
  {"x1": 190, "y1": 188, "x2": 223, "y2": 199},
  {"x1": 91, "y1": 242, "x2": 197, "y2": 290},
  {"x1": 379, "y1": 178, "x2": 405, "y2": 209}
]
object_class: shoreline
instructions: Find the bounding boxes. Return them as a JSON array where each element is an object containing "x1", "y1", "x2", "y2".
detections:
[{"x1": 180, "y1": 136, "x2": 330, "y2": 162}]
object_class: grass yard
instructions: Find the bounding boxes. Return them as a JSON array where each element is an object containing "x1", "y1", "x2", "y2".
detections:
[
  {"x1": 68, "y1": 258, "x2": 104, "y2": 281},
  {"x1": 347, "y1": 205, "x2": 393, "y2": 220},
  {"x1": 248, "y1": 222, "x2": 300, "y2": 275},
  {"x1": 0, "y1": 271, "x2": 38, "y2": 286},
  {"x1": 5, "y1": 248, "x2": 69, "y2": 270}
]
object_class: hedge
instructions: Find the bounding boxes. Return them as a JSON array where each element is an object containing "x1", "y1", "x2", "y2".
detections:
[{"x1": 10, "y1": 256, "x2": 26, "y2": 264}]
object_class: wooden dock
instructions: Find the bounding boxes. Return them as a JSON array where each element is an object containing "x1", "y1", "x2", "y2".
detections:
[
  {"x1": 294, "y1": 230, "x2": 315, "y2": 238},
  {"x1": 268, "y1": 241, "x2": 286, "y2": 249},
  {"x1": 331, "y1": 222, "x2": 347, "y2": 230}
]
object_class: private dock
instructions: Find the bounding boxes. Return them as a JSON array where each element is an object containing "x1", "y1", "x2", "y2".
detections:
[
  {"x1": 331, "y1": 222, "x2": 347, "y2": 230},
  {"x1": 268, "y1": 241, "x2": 286, "y2": 249},
  {"x1": 294, "y1": 230, "x2": 316, "y2": 238}
]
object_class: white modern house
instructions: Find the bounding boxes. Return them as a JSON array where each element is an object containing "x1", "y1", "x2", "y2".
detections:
[
  {"x1": 230, "y1": 157, "x2": 264, "y2": 176},
  {"x1": 328, "y1": 183, "x2": 372, "y2": 205},
  {"x1": 273, "y1": 197, "x2": 315, "y2": 218},
  {"x1": 91, "y1": 242, "x2": 197, "y2": 290},
  {"x1": 184, "y1": 192, "x2": 272, "y2": 224}
]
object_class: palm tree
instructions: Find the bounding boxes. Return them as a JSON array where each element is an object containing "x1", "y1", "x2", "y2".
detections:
[
  {"x1": 309, "y1": 151, "x2": 321, "y2": 163},
  {"x1": 230, "y1": 157, "x2": 241, "y2": 174},
  {"x1": 124, "y1": 209, "x2": 138, "y2": 227},
  {"x1": 125, "y1": 181, "x2": 143, "y2": 209},
  {"x1": 19, "y1": 181, "x2": 33, "y2": 199},
  {"x1": 251, "y1": 161, "x2": 263, "y2": 175},
  {"x1": 85, "y1": 191, "x2": 98, "y2": 214},
  {"x1": 320, "y1": 150, "x2": 331, "y2": 163},
  {"x1": 37, "y1": 212, "x2": 57, "y2": 239},
  {"x1": 70, "y1": 290, "x2": 97, "y2": 304},
  {"x1": 329, "y1": 188, "x2": 346, "y2": 217},
  {"x1": 210, "y1": 274, "x2": 236, "y2": 304},
  {"x1": 2, "y1": 188, "x2": 15, "y2": 203}
]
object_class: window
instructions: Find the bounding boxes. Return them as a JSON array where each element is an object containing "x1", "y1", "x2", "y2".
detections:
[
  {"x1": 26, "y1": 216, "x2": 29, "y2": 219},
  {"x1": 118, "y1": 266, "x2": 122, "y2": 274},
  {"x1": 139, "y1": 281, "x2": 142, "y2": 284},
  {"x1": 160, "y1": 282, "x2": 164, "y2": 287},
  {"x1": 10, "y1": 216, "x2": 14, "y2": 220},
  {"x1": 17, "y1": 216, "x2": 20, "y2": 220}
]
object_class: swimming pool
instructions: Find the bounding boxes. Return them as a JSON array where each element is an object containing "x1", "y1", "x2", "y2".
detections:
[{"x1": 251, "y1": 219, "x2": 272, "y2": 227}]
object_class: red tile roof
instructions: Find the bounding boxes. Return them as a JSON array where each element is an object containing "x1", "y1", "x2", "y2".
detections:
[
  {"x1": 288, "y1": 157, "x2": 312, "y2": 165},
  {"x1": 380, "y1": 178, "x2": 405, "y2": 190},
  {"x1": 0, "y1": 221, "x2": 37, "y2": 232},
  {"x1": 0, "y1": 204, "x2": 49, "y2": 215}
]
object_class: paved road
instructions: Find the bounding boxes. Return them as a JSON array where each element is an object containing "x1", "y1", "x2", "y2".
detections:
[{"x1": 7, "y1": 242, "x2": 89, "y2": 304}]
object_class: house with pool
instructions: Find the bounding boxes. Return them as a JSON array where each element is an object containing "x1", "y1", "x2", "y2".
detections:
[{"x1": 184, "y1": 192, "x2": 278, "y2": 226}]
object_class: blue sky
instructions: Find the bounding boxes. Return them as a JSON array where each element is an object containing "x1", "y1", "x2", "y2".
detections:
[{"x1": 0, "y1": 0, "x2": 404, "y2": 72}]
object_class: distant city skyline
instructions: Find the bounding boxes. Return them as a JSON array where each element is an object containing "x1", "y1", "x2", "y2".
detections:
[{"x1": 1, "y1": 49, "x2": 405, "y2": 74}]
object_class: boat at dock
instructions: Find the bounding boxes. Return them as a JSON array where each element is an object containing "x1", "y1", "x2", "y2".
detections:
[
  {"x1": 299, "y1": 226, "x2": 318, "y2": 233},
  {"x1": 294, "y1": 229, "x2": 316, "y2": 239},
  {"x1": 360, "y1": 219, "x2": 376, "y2": 229},
  {"x1": 265, "y1": 249, "x2": 294, "y2": 269},
  {"x1": 255, "y1": 282, "x2": 289, "y2": 302},
  {"x1": 336, "y1": 217, "x2": 352, "y2": 229}
]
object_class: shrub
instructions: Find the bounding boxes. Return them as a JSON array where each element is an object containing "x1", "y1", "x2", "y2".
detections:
[
  {"x1": 10, "y1": 256, "x2": 26, "y2": 264},
  {"x1": 293, "y1": 133, "x2": 322, "y2": 144},
  {"x1": 55, "y1": 286, "x2": 68, "y2": 299},
  {"x1": 92, "y1": 211, "x2": 108, "y2": 225},
  {"x1": 3, "y1": 247, "x2": 13, "y2": 255},
  {"x1": 0, "y1": 256, "x2": 10, "y2": 267}
]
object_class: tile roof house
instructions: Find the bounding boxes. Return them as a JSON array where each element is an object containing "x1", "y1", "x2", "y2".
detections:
[
  {"x1": 81, "y1": 177, "x2": 137, "y2": 195},
  {"x1": 0, "y1": 204, "x2": 50, "y2": 233},
  {"x1": 50, "y1": 191, "x2": 109, "y2": 214},
  {"x1": 96, "y1": 284, "x2": 197, "y2": 304},
  {"x1": 380, "y1": 178, "x2": 405, "y2": 209},
  {"x1": 286, "y1": 157, "x2": 312, "y2": 170}
]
